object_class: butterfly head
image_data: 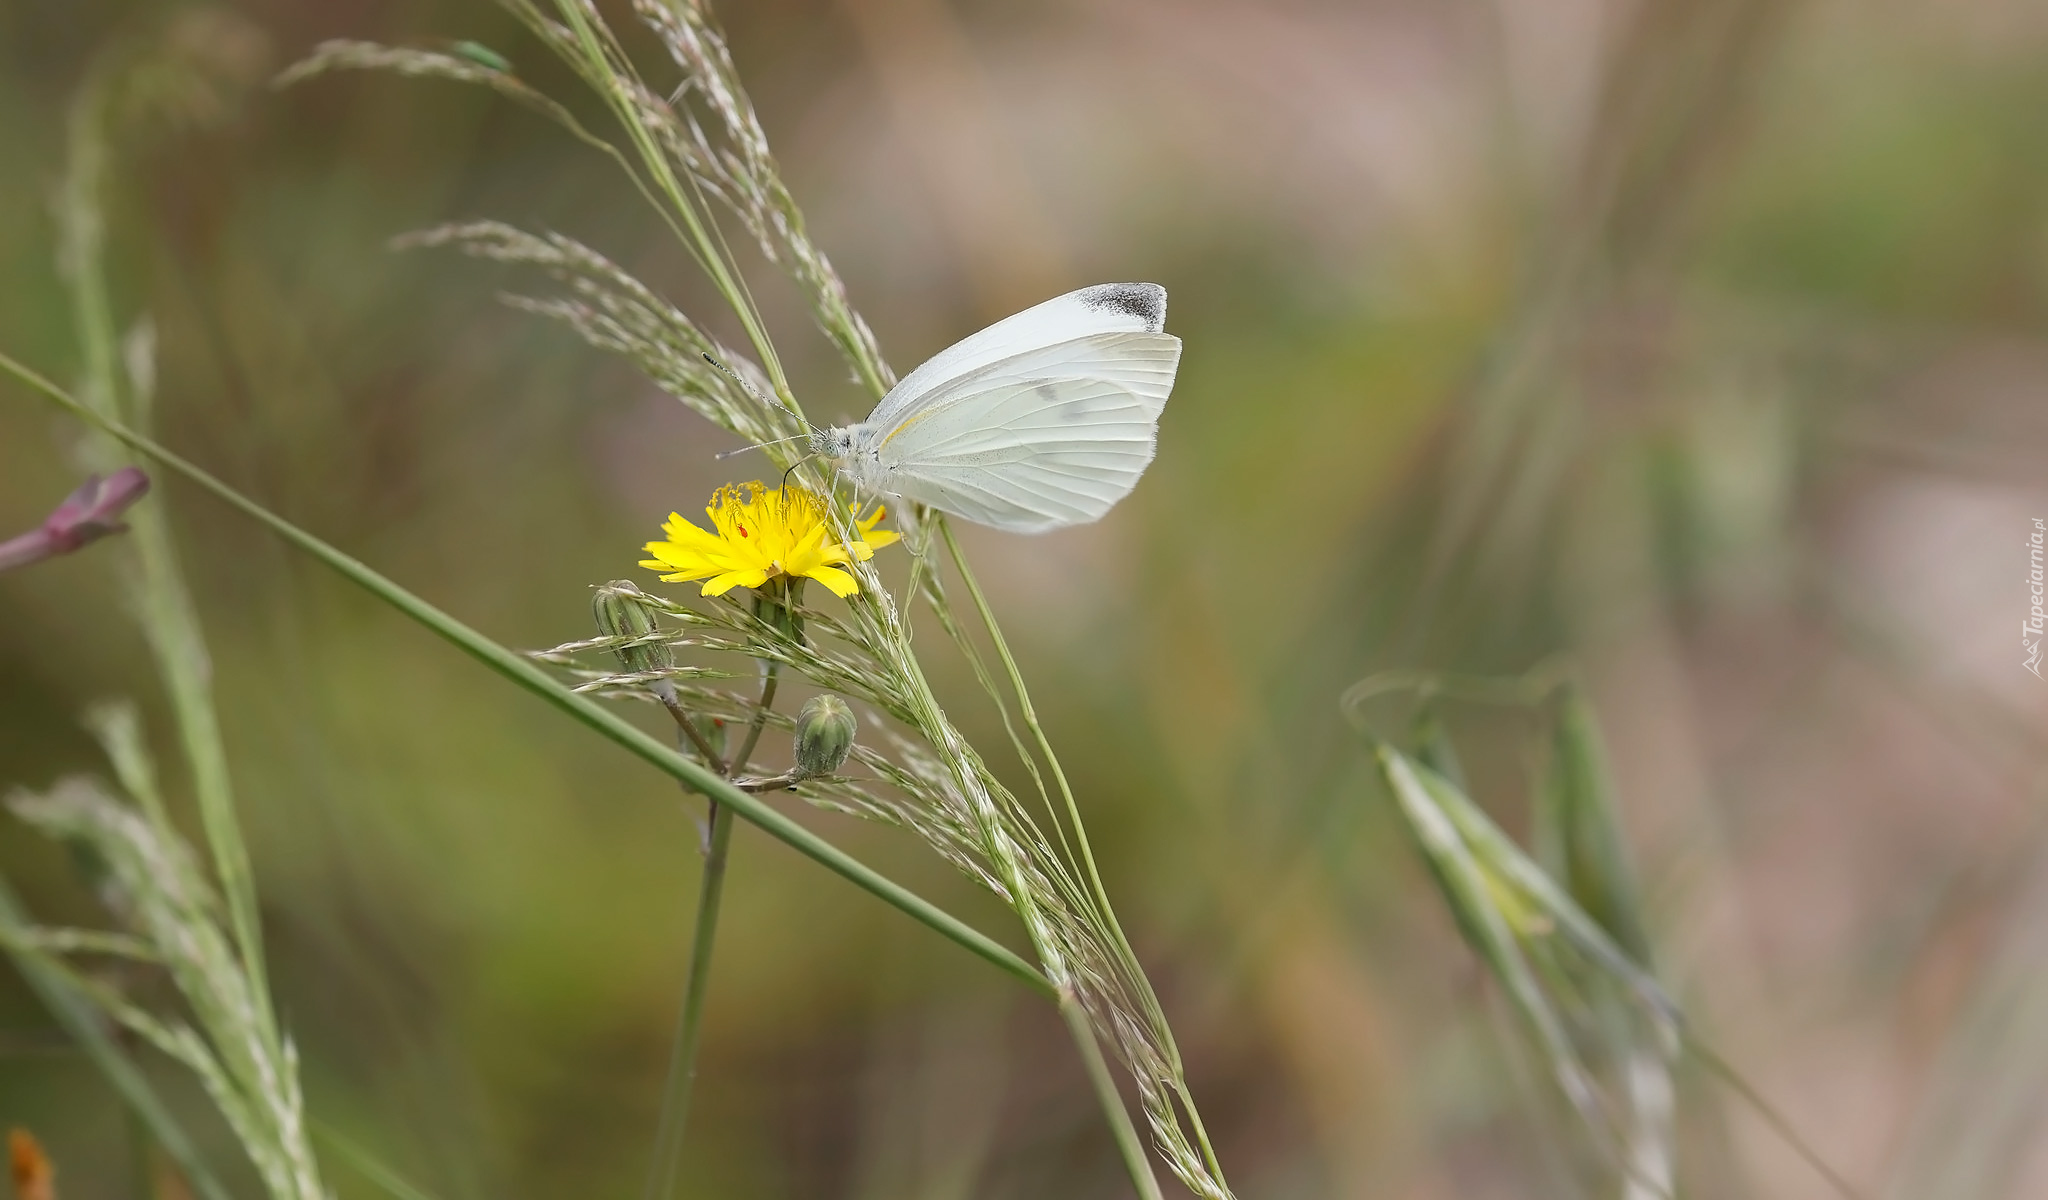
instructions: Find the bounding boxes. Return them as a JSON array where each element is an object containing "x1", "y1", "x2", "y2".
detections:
[
  {"x1": 812, "y1": 424, "x2": 890, "y2": 495},
  {"x1": 812, "y1": 425, "x2": 859, "y2": 462}
]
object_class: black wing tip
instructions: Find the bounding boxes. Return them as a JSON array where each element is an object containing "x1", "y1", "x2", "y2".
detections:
[{"x1": 1078, "y1": 282, "x2": 1167, "y2": 331}]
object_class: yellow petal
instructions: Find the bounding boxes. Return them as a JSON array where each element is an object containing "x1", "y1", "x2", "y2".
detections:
[
  {"x1": 641, "y1": 483, "x2": 898, "y2": 601},
  {"x1": 789, "y1": 519, "x2": 832, "y2": 558},
  {"x1": 663, "y1": 524, "x2": 739, "y2": 556},
  {"x1": 702, "y1": 568, "x2": 771, "y2": 596},
  {"x1": 642, "y1": 543, "x2": 718, "y2": 575},
  {"x1": 804, "y1": 565, "x2": 861, "y2": 597}
]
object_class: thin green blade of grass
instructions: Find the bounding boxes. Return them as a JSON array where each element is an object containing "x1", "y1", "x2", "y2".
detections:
[
  {"x1": 1422, "y1": 756, "x2": 1678, "y2": 1026},
  {"x1": 1406, "y1": 739, "x2": 1698, "y2": 1197},
  {"x1": 933, "y1": 518, "x2": 1215, "y2": 1183},
  {"x1": 11, "y1": 776, "x2": 326, "y2": 1199},
  {"x1": 1344, "y1": 668, "x2": 1674, "y2": 1019},
  {"x1": 0, "y1": 875, "x2": 235, "y2": 1200},
  {"x1": 1373, "y1": 709, "x2": 1860, "y2": 1199},
  {"x1": 0, "y1": 348, "x2": 1053, "y2": 1001},
  {"x1": 1373, "y1": 745, "x2": 1620, "y2": 1146},
  {"x1": 313, "y1": 1123, "x2": 448, "y2": 1200},
  {"x1": 1528, "y1": 689, "x2": 1672, "y2": 1200},
  {"x1": 531, "y1": 0, "x2": 795, "y2": 402},
  {"x1": 1411, "y1": 703, "x2": 1471, "y2": 795},
  {"x1": 1379, "y1": 745, "x2": 1693, "y2": 1198},
  {"x1": 60, "y1": 57, "x2": 270, "y2": 1030},
  {"x1": 1534, "y1": 685, "x2": 1654, "y2": 965}
]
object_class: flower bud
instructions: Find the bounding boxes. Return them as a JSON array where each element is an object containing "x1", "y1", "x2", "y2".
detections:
[
  {"x1": 0, "y1": 468, "x2": 151, "y2": 574},
  {"x1": 591, "y1": 580, "x2": 675, "y2": 697},
  {"x1": 49, "y1": 468, "x2": 151, "y2": 549},
  {"x1": 793, "y1": 694, "x2": 856, "y2": 777}
]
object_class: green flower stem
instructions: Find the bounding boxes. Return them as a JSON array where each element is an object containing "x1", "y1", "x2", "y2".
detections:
[
  {"x1": 1061, "y1": 997, "x2": 1164, "y2": 1200},
  {"x1": 644, "y1": 799, "x2": 735, "y2": 1200},
  {"x1": 0, "y1": 349, "x2": 1055, "y2": 1001},
  {"x1": 646, "y1": 632, "x2": 780, "y2": 1200},
  {"x1": 660, "y1": 693, "x2": 728, "y2": 776},
  {"x1": 731, "y1": 661, "x2": 780, "y2": 774}
]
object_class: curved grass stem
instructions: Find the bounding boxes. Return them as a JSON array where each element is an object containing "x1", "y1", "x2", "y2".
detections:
[
  {"x1": 937, "y1": 519, "x2": 1213, "y2": 1197},
  {"x1": 936, "y1": 524, "x2": 1119, "y2": 925}
]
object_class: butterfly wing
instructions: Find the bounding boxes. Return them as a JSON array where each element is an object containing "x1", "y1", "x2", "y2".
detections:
[
  {"x1": 867, "y1": 283, "x2": 1170, "y2": 431},
  {"x1": 870, "y1": 329, "x2": 1182, "y2": 532}
]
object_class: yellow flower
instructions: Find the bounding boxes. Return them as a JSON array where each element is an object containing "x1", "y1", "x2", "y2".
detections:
[{"x1": 639, "y1": 481, "x2": 899, "y2": 598}]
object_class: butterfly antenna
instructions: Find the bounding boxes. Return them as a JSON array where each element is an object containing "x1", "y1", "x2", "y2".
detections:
[
  {"x1": 714, "y1": 435, "x2": 810, "y2": 461},
  {"x1": 702, "y1": 352, "x2": 823, "y2": 436}
]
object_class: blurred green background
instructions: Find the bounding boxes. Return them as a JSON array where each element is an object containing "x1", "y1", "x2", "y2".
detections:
[{"x1": 4, "y1": 0, "x2": 2048, "y2": 1196}]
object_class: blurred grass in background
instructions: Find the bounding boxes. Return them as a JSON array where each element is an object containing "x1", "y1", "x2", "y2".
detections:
[{"x1": 4, "y1": 0, "x2": 2048, "y2": 1196}]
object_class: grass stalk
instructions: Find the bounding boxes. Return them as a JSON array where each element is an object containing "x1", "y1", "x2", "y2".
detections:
[
  {"x1": 936, "y1": 522, "x2": 1116, "y2": 931},
  {"x1": 1060, "y1": 998, "x2": 1164, "y2": 1200},
  {"x1": 0, "y1": 877, "x2": 233, "y2": 1200},
  {"x1": 538, "y1": 0, "x2": 795, "y2": 404},
  {"x1": 313, "y1": 1123, "x2": 449, "y2": 1200},
  {"x1": 644, "y1": 800, "x2": 735, "y2": 1200},
  {"x1": 0, "y1": 348, "x2": 1054, "y2": 1000},
  {"x1": 938, "y1": 520, "x2": 1213, "y2": 1196},
  {"x1": 730, "y1": 662, "x2": 780, "y2": 774},
  {"x1": 59, "y1": 80, "x2": 270, "y2": 1022},
  {"x1": 1687, "y1": 1039, "x2": 1862, "y2": 1200},
  {"x1": 1363, "y1": 706, "x2": 1860, "y2": 1200},
  {"x1": 645, "y1": 637, "x2": 779, "y2": 1198}
]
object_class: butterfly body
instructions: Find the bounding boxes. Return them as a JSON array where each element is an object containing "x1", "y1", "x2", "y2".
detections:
[{"x1": 814, "y1": 283, "x2": 1182, "y2": 533}]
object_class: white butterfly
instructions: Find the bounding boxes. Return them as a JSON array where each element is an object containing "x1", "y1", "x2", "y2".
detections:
[{"x1": 813, "y1": 283, "x2": 1182, "y2": 534}]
